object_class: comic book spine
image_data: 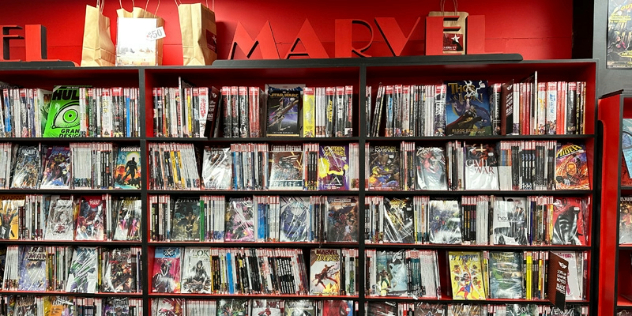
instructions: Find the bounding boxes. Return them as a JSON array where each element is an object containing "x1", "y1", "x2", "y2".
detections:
[
  {"x1": 221, "y1": 87, "x2": 231, "y2": 138},
  {"x1": 345, "y1": 85, "x2": 353, "y2": 137},
  {"x1": 366, "y1": 86, "x2": 372, "y2": 137},
  {"x1": 230, "y1": 86, "x2": 239, "y2": 138},
  {"x1": 402, "y1": 85, "x2": 410, "y2": 136},
  {"x1": 501, "y1": 81, "x2": 514, "y2": 135},
  {"x1": 580, "y1": 81, "x2": 586, "y2": 134},
  {"x1": 546, "y1": 82, "x2": 557, "y2": 135},
  {"x1": 205, "y1": 87, "x2": 219, "y2": 138},
  {"x1": 238, "y1": 86, "x2": 248, "y2": 138},
  {"x1": 567, "y1": 82, "x2": 577, "y2": 135},
  {"x1": 434, "y1": 84, "x2": 446, "y2": 136},
  {"x1": 303, "y1": 87, "x2": 315, "y2": 137},
  {"x1": 372, "y1": 86, "x2": 384, "y2": 137},
  {"x1": 385, "y1": 86, "x2": 394, "y2": 137}
]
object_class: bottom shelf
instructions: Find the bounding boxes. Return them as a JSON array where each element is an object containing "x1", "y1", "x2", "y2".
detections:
[{"x1": 619, "y1": 295, "x2": 632, "y2": 308}]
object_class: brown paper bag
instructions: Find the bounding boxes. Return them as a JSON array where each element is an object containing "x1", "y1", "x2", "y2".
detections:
[
  {"x1": 81, "y1": 3, "x2": 116, "y2": 66},
  {"x1": 116, "y1": 6, "x2": 165, "y2": 66},
  {"x1": 178, "y1": 2, "x2": 217, "y2": 65},
  {"x1": 429, "y1": 0, "x2": 468, "y2": 55}
]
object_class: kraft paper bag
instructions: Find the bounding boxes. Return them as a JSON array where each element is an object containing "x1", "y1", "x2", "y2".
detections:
[
  {"x1": 116, "y1": 6, "x2": 165, "y2": 66},
  {"x1": 429, "y1": 0, "x2": 468, "y2": 55},
  {"x1": 178, "y1": 2, "x2": 217, "y2": 65},
  {"x1": 81, "y1": 4, "x2": 116, "y2": 66}
]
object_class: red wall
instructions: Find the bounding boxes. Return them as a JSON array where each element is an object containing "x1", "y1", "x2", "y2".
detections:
[{"x1": 0, "y1": 0, "x2": 573, "y2": 65}]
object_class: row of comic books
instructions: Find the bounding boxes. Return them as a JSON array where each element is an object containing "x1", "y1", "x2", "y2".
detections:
[
  {"x1": 301, "y1": 86, "x2": 354, "y2": 138},
  {"x1": 0, "y1": 143, "x2": 141, "y2": 190},
  {"x1": 0, "y1": 194, "x2": 141, "y2": 241},
  {"x1": 215, "y1": 86, "x2": 265, "y2": 138},
  {"x1": 1, "y1": 246, "x2": 141, "y2": 293},
  {"x1": 151, "y1": 247, "x2": 358, "y2": 296},
  {"x1": 149, "y1": 195, "x2": 359, "y2": 243},
  {"x1": 366, "y1": 78, "x2": 588, "y2": 137},
  {"x1": 153, "y1": 80, "x2": 215, "y2": 138},
  {"x1": 0, "y1": 296, "x2": 142, "y2": 316},
  {"x1": 365, "y1": 141, "x2": 589, "y2": 191},
  {"x1": 148, "y1": 143, "x2": 199, "y2": 190},
  {"x1": 152, "y1": 299, "x2": 358, "y2": 316},
  {"x1": 365, "y1": 196, "x2": 588, "y2": 246},
  {"x1": 365, "y1": 302, "x2": 588, "y2": 316},
  {"x1": 0, "y1": 88, "x2": 49, "y2": 138}
]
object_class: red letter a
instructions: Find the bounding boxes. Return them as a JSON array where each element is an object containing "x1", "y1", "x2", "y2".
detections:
[{"x1": 285, "y1": 19, "x2": 329, "y2": 59}]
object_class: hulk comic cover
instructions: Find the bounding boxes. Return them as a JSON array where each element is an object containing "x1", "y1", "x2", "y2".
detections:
[
  {"x1": 309, "y1": 248, "x2": 341, "y2": 295},
  {"x1": 448, "y1": 251, "x2": 486, "y2": 300},
  {"x1": 318, "y1": 145, "x2": 349, "y2": 190},
  {"x1": 114, "y1": 146, "x2": 141, "y2": 189},
  {"x1": 369, "y1": 145, "x2": 400, "y2": 190},
  {"x1": 43, "y1": 86, "x2": 83, "y2": 137},
  {"x1": 445, "y1": 80, "x2": 492, "y2": 136},
  {"x1": 555, "y1": 143, "x2": 590, "y2": 190}
]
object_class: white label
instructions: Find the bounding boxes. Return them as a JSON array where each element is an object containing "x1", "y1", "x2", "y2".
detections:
[{"x1": 146, "y1": 26, "x2": 166, "y2": 41}]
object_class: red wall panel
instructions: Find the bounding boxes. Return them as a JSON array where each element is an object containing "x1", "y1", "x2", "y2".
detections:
[{"x1": 0, "y1": 0, "x2": 573, "y2": 65}]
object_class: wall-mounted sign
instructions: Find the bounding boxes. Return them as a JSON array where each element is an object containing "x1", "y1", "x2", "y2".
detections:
[{"x1": 1, "y1": 24, "x2": 52, "y2": 62}]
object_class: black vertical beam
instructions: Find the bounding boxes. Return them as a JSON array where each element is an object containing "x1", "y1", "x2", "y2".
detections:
[
  {"x1": 357, "y1": 64, "x2": 367, "y2": 316},
  {"x1": 138, "y1": 68, "x2": 150, "y2": 316}
]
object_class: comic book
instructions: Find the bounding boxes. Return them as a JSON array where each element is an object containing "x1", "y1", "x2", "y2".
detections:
[
  {"x1": 464, "y1": 143, "x2": 499, "y2": 190},
  {"x1": 622, "y1": 119, "x2": 632, "y2": 176},
  {"x1": 488, "y1": 251, "x2": 524, "y2": 299},
  {"x1": 322, "y1": 300, "x2": 353, "y2": 316},
  {"x1": 367, "y1": 302, "x2": 397, "y2": 316},
  {"x1": 551, "y1": 197, "x2": 587, "y2": 245},
  {"x1": 624, "y1": 158, "x2": 632, "y2": 186},
  {"x1": 172, "y1": 198, "x2": 201, "y2": 241},
  {"x1": 113, "y1": 198, "x2": 142, "y2": 241},
  {"x1": 251, "y1": 300, "x2": 283, "y2": 316},
  {"x1": 44, "y1": 199, "x2": 75, "y2": 240},
  {"x1": 448, "y1": 251, "x2": 486, "y2": 300},
  {"x1": 310, "y1": 248, "x2": 341, "y2": 295},
  {"x1": 43, "y1": 86, "x2": 82, "y2": 137},
  {"x1": 505, "y1": 304, "x2": 538, "y2": 316},
  {"x1": 283, "y1": 300, "x2": 315, "y2": 316},
  {"x1": 621, "y1": 197, "x2": 632, "y2": 244},
  {"x1": 44, "y1": 296, "x2": 75, "y2": 316},
  {"x1": 105, "y1": 298, "x2": 130, "y2": 316},
  {"x1": 492, "y1": 197, "x2": 529, "y2": 245},
  {"x1": 318, "y1": 145, "x2": 349, "y2": 190},
  {"x1": 266, "y1": 86, "x2": 302, "y2": 136},
  {"x1": 102, "y1": 248, "x2": 136, "y2": 293},
  {"x1": 181, "y1": 247, "x2": 211, "y2": 294},
  {"x1": 269, "y1": 145, "x2": 304, "y2": 190},
  {"x1": 10, "y1": 145, "x2": 40, "y2": 189},
  {"x1": 75, "y1": 197, "x2": 105, "y2": 241},
  {"x1": 445, "y1": 80, "x2": 492, "y2": 136},
  {"x1": 415, "y1": 147, "x2": 448, "y2": 190},
  {"x1": 0, "y1": 196, "x2": 23, "y2": 240},
  {"x1": 428, "y1": 200, "x2": 462, "y2": 244},
  {"x1": 368, "y1": 145, "x2": 400, "y2": 190},
  {"x1": 555, "y1": 143, "x2": 590, "y2": 190},
  {"x1": 414, "y1": 303, "x2": 446, "y2": 316},
  {"x1": 325, "y1": 196, "x2": 358, "y2": 242},
  {"x1": 225, "y1": 197, "x2": 255, "y2": 242},
  {"x1": 114, "y1": 146, "x2": 141, "y2": 189},
  {"x1": 279, "y1": 196, "x2": 311, "y2": 242},
  {"x1": 152, "y1": 247, "x2": 182, "y2": 293},
  {"x1": 553, "y1": 252, "x2": 584, "y2": 301},
  {"x1": 17, "y1": 246, "x2": 47, "y2": 291},
  {"x1": 447, "y1": 304, "x2": 483, "y2": 316},
  {"x1": 201, "y1": 147, "x2": 232, "y2": 190},
  {"x1": 375, "y1": 250, "x2": 408, "y2": 297},
  {"x1": 383, "y1": 197, "x2": 415, "y2": 243},
  {"x1": 65, "y1": 247, "x2": 98, "y2": 293},
  {"x1": 14, "y1": 297, "x2": 38, "y2": 316},
  {"x1": 39, "y1": 146, "x2": 71, "y2": 189},
  {"x1": 217, "y1": 299, "x2": 249, "y2": 316}
]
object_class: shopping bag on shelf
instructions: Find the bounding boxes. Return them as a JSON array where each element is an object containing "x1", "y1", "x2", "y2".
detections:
[
  {"x1": 428, "y1": 0, "x2": 468, "y2": 55},
  {"x1": 80, "y1": 2, "x2": 116, "y2": 66},
  {"x1": 115, "y1": 3, "x2": 165, "y2": 66},
  {"x1": 178, "y1": 2, "x2": 217, "y2": 65}
]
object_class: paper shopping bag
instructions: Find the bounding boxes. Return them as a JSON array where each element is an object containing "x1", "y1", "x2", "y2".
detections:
[
  {"x1": 178, "y1": 3, "x2": 217, "y2": 65},
  {"x1": 116, "y1": 7, "x2": 165, "y2": 66},
  {"x1": 81, "y1": 4, "x2": 116, "y2": 66}
]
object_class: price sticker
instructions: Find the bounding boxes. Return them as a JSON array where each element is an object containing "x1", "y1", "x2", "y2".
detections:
[{"x1": 146, "y1": 27, "x2": 166, "y2": 41}]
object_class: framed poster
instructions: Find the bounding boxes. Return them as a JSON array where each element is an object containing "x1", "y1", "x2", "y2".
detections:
[{"x1": 608, "y1": 0, "x2": 632, "y2": 68}]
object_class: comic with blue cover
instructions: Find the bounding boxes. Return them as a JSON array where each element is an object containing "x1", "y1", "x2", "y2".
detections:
[
  {"x1": 18, "y1": 246, "x2": 47, "y2": 291},
  {"x1": 114, "y1": 146, "x2": 141, "y2": 189},
  {"x1": 445, "y1": 80, "x2": 492, "y2": 136},
  {"x1": 279, "y1": 196, "x2": 311, "y2": 242},
  {"x1": 428, "y1": 200, "x2": 462, "y2": 244}
]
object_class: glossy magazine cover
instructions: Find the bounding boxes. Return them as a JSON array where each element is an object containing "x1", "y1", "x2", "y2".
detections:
[
  {"x1": 40, "y1": 146, "x2": 71, "y2": 189},
  {"x1": 464, "y1": 143, "x2": 499, "y2": 190},
  {"x1": 181, "y1": 247, "x2": 212, "y2": 294},
  {"x1": 445, "y1": 80, "x2": 492, "y2": 136},
  {"x1": 447, "y1": 251, "x2": 486, "y2": 300},
  {"x1": 102, "y1": 248, "x2": 135, "y2": 293},
  {"x1": 18, "y1": 246, "x2": 47, "y2": 291},
  {"x1": 369, "y1": 146, "x2": 400, "y2": 190},
  {"x1": 318, "y1": 145, "x2": 349, "y2": 190},
  {"x1": 10, "y1": 145, "x2": 40, "y2": 189},
  {"x1": 75, "y1": 197, "x2": 105, "y2": 241},
  {"x1": 114, "y1": 146, "x2": 141, "y2": 189},
  {"x1": 555, "y1": 143, "x2": 590, "y2": 190},
  {"x1": 309, "y1": 248, "x2": 341, "y2": 295},
  {"x1": 172, "y1": 198, "x2": 201, "y2": 241},
  {"x1": 325, "y1": 196, "x2": 358, "y2": 242}
]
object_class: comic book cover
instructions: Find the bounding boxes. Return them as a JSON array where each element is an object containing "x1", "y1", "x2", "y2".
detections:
[
  {"x1": 322, "y1": 300, "x2": 353, "y2": 316},
  {"x1": 624, "y1": 158, "x2": 632, "y2": 186},
  {"x1": 113, "y1": 198, "x2": 142, "y2": 241},
  {"x1": 464, "y1": 143, "x2": 499, "y2": 190},
  {"x1": 172, "y1": 198, "x2": 201, "y2": 241},
  {"x1": 283, "y1": 300, "x2": 315, "y2": 316},
  {"x1": 14, "y1": 297, "x2": 38, "y2": 316},
  {"x1": 368, "y1": 145, "x2": 400, "y2": 190},
  {"x1": 201, "y1": 147, "x2": 232, "y2": 190},
  {"x1": 103, "y1": 248, "x2": 136, "y2": 293},
  {"x1": 0, "y1": 196, "x2": 23, "y2": 239},
  {"x1": 318, "y1": 145, "x2": 349, "y2": 190},
  {"x1": 114, "y1": 146, "x2": 141, "y2": 189},
  {"x1": 505, "y1": 304, "x2": 538, "y2": 316},
  {"x1": 621, "y1": 197, "x2": 632, "y2": 244},
  {"x1": 445, "y1": 80, "x2": 492, "y2": 136},
  {"x1": 65, "y1": 247, "x2": 98, "y2": 293},
  {"x1": 622, "y1": 119, "x2": 632, "y2": 176},
  {"x1": 251, "y1": 300, "x2": 283, "y2": 316},
  {"x1": 492, "y1": 197, "x2": 529, "y2": 245},
  {"x1": 218, "y1": 299, "x2": 249, "y2": 316},
  {"x1": 488, "y1": 251, "x2": 524, "y2": 299},
  {"x1": 40, "y1": 146, "x2": 71, "y2": 189},
  {"x1": 367, "y1": 302, "x2": 397, "y2": 316},
  {"x1": 44, "y1": 296, "x2": 75, "y2": 316},
  {"x1": 414, "y1": 303, "x2": 446, "y2": 316},
  {"x1": 608, "y1": 0, "x2": 632, "y2": 68},
  {"x1": 225, "y1": 197, "x2": 255, "y2": 242},
  {"x1": 75, "y1": 197, "x2": 105, "y2": 241},
  {"x1": 428, "y1": 200, "x2": 462, "y2": 244},
  {"x1": 447, "y1": 251, "x2": 486, "y2": 300},
  {"x1": 266, "y1": 87, "x2": 302, "y2": 136},
  {"x1": 181, "y1": 247, "x2": 211, "y2": 294},
  {"x1": 555, "y1": 143, "x2": 590, "y2": 190},
  {"x1": 375, "y1": 250, "x2": 408, "y2": 296},
  {"x1": 43, "y1": 86, "x2": 82, "y2": 137},
  {"x1": 269, "y1": 146, "x2": 304, "y2": 190},
  {"x1": 549, "y1": 306, "x2": 583, "y2": 316},
  {"x1": 415, "y1": 147, "x2": 447, "y2": 190},
  {"x1": 551, "y1": 197, "x2": 587, "y2": 245},
  {"x1": 309, "y1": 248, "x2": 341, "y2": 295},
  {"x1": 105, "y1": 298, "x2": 130, "y2": 316},
  {"x1": 325, "y1": 196, "x2": 358, "y2": 242},
  {"x1": 152, "y1": 247, "x2": 182, "y2": 293},
  {"x1": 383, "y1": 197, "x2": 415, "y2": 243},
  {"x1": 10, "y1": 145, "x2": 40, "y2": 189},
  {"x1": 17, "y1": 246, "x2": 47, "y2": 291},
  {"x1": 279, "y1": 196, "x2": 311, "y2": 242},
  {"x1": 447, "y1": 305, "x2": 482, "y2": 316},
  {"x1": 44, "y1": 199, "x2": 74, "y2": 240},
  {"x1": 552, "y1": 252, "x2": 583, "y2": 301}
]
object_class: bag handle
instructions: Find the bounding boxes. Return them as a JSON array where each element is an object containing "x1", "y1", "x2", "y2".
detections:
[
  {"x1": 146, "y1": 0, "x2": 161, "y2": 15},
  {"x1": 119, "y1": 0, "x2": 135, "y2": 9},
  {"x1": 175, "y1": 0, "x2": 212, "y2": 10},
  {"x1": 439, "y1": 0, "x2": 458, "y2": 15},
  {"x1": 96, "y1": 0, "x2": 105, "y2": 14}
]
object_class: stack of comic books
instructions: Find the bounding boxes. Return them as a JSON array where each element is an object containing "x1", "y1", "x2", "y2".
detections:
[
  {"x1": 152, "y1": 81, "x2": 216, "y2": 138},
  {"x1": 147, "y1": 143, "x2": 199, "y2": 190},
  {"x1": 70, "y1": 143, "x2": 115, "y2": 190},
  {"x1": 363, "y1": 303, "x2": 588, "y2": 316},
  {"x1": 0, "y1": 87, "x2": 50, "y2": 138},
  {"x1": 301, "y1": 86, "x2": 354, "y2": 138},
  {"x1": 0, "y1": 297, "x2": 147, "y2": 316}
]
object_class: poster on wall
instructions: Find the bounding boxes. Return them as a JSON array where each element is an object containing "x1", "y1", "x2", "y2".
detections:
[{"x1": 608, "y1": 0, "x2": 632, "y2": 68}]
